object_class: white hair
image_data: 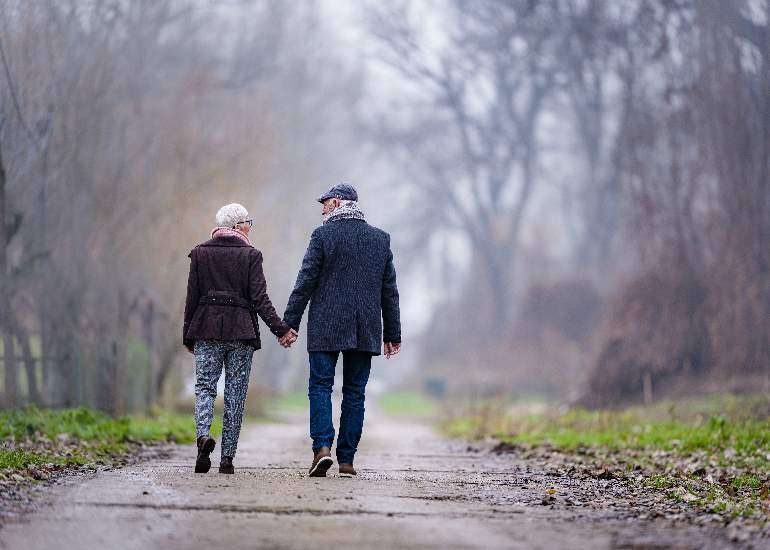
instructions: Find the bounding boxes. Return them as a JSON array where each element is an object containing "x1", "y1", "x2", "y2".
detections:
[{"x1": 215, "y1": 203, "x2": 249, "y2": 228}]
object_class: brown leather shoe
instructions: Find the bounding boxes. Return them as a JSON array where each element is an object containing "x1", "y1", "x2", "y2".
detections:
[
  {"x1": 339, "y1": 463, "x2": 357, "y2": 476},
  {"x1": 195, "y1": 436, "x2": 216, "y2": 473},
  {"x1": 309, "y1": 446, "x2": 333, "y2": 477},
  {"x1": 219, "y1": 456, "x2": 234, "y2": 474}
]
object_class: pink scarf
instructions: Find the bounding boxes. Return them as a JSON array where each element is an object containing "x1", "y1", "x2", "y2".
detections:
[{"x1": 210, "y1": 226, "x2": 252, "y2": 246}]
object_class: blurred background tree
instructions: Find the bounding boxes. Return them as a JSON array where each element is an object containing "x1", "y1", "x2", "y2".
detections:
[
  {"x1": 0, "y1": 0, "x2": 766, "y2": 413},
  {"x1": 362, "y1": 0, "x2": 768, "y2": 403}
]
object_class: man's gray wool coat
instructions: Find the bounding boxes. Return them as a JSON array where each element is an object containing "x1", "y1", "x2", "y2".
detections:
[{"x1": 283, "y1": 218, "x2": 401, "y2": 355}]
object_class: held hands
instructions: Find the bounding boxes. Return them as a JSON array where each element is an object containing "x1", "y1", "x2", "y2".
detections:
[
  {"x1": 278, "y1": 328, "x2": 299, "y2": 348},
  {"x1": 384, "y1": 342, "x2": 401, "y2": 359}
]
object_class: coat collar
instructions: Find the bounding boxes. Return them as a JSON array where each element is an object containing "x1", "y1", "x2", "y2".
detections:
[{"x1": 198, "y1": 235, "x2": 252, "y2": 248}]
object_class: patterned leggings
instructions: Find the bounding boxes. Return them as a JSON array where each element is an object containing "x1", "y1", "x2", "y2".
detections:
[{"x1": 194, "y1": 340, "x2": 254, "y2": 458}]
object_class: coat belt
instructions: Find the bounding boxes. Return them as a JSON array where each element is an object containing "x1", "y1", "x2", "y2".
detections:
[{"x1": 198, "y1": 294, "x2": 251, "y2": 309}]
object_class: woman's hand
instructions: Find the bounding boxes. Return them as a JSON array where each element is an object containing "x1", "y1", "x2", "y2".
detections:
[{"x1": 278, "y1": 329, "x2": 299, "y2": 348}]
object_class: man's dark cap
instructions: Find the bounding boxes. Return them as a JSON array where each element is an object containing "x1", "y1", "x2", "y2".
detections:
[{"x1": 317, "y1": 183, "x2": 358, "y2": 203}]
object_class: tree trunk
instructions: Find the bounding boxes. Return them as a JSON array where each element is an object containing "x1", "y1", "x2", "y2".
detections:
[
  {"x1": 38, "y1": 126, "x2": 51, "y2": 406},
  {"x1": 40, "y1": 309, "x2": 51, "y2": 404},
  {"x1": 15, "y1": 325, "x2": 40, "y2": 405},
  {"x1": 154, "y1": 350, "x2": 173, "y2": 406},
  {"x1": 48, "y1": 331, "x2": 76, "y2": 408},
  {"x1": 3, "y1": 333, "x2": 17, "y2": 407},
  {"x1": 113, "y1": 290, "x2": 131, "y2": 415},
  {"x1": 142, "y1": 300, "x2": 155, "y2": 412},
  {"x1": 642, "y1": 371, "x2": 653, "y2": 405},
  {"x1": 0, "y1": 139, "x2": 17, "y2": 408},
  {"x1": 487, "y1": 256, "x2": 512, "y2": 328},
  {"x1": 472, "y1": 241, "x2": 514, "y2": 332}
]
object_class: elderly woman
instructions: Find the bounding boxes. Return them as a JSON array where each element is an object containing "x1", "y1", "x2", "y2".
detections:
[{"x1": 183, "y1": 203, "x2": 297, "y2": 474}]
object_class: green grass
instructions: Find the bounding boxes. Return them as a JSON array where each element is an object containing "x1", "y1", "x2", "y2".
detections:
[
  {"x1": 442, "y1": 394, "x2": 770, "y2": 519},
  {"x1": 443, "y1": 397, "x2": 770, "y2": 460},
  {"x1": 731, "y1": 474, "x2": 763, "y2": 489},
  {"x1": 0, "y1": 406, "x2": 224, "y2": 476},
  {"x1": 0, "y1": 447, "x2": 93, "y2": 469},
  {"x1": 0, "y1": 406, "x2": 220, "y2": 444},
  {"x1": 268, "y1": 389, "x2": 441, "y2": 419},
  {"x1": 270, "y1": 390, "x2": 308, "y2": 413},
  {"x1": 378, "y1": 391, "x2": 440, "y2": 418},
  {"x1": 127, "y1": 410, "x2": 222, "y2": 443},
  {"x1": 646, "y1": 473, "x2": 678, "y2": 489},
  {"x1": 0, "y1": 448, "x2": 49, "y2": 469}
]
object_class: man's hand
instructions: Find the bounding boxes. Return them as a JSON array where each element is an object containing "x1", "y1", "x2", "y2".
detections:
[
  {"x1": 384, "y1": 342, "x2": 401, "y2": 359},
  {"x1": 279, "y1": 328, "x2": 299, "y2": 348}
]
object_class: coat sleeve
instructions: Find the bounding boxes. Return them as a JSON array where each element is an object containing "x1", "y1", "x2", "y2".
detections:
[
  {"x1": 283, "y1": 228, "x2": 324, "y2": 331},
  {"x1": 381, "y1": 236, "x2": 401, "y2": 343},
  {"x1": 249, "y1": 250, "x2": 291, "y2": 338},
  {"x1": 182, "y1": 248, "x2": 200, "y2": 351}
]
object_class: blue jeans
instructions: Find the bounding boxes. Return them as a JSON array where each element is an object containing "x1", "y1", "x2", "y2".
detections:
[{"x1": 308, "y1": 350, "x2": 372, "y2": 464}]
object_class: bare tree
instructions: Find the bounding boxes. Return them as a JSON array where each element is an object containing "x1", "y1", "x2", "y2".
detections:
[
  {"x1": 0, "y1": 120, "x2": 16, "y2": 407},
  {"x1": 366, "y1": 0, "x2": 562, "y2": 331},
  {"x1": 0, "y1": 0, "x2": 366, "y2": 411},
  {"x1": 558, "y1": 0, "x2": 631, "y2": 274},
  {"x1": 583, "y1": 0, "x2": 770, "y2": 405}
]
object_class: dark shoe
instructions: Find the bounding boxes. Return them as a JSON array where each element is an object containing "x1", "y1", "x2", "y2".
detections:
[
  {"x1": 195, "y1": 436, "x2": 216, "y2": 473},
  {"x1": 219, "y1": 456, "x2": 234, "y2": 474},
  {"x1": 309, "y1": 446, "x2": 333, "y2": 477},
  {"x1": 339, "y1": 463, "x2": 357, "y2": 476}
]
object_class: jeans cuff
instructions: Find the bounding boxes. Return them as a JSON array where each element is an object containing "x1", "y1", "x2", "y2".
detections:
[{"x1": 312, "y1": 440, "x2": 333, "y2": 451}]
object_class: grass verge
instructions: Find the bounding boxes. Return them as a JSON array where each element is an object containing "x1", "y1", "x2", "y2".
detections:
[
  {"x1": 442, "y1": 394, "x2": 770, "y2": 520},
  {"x1": 378, "y1": 391, "x2": 440, "y2": 418},
  {"x1": 269, "y1": 390, "x2": 308, "y2": 413},
  {"x1": 0, "y1": 406, "x2": 221, "y2": 478}
]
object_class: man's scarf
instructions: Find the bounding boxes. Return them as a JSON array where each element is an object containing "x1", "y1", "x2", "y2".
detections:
[
  {"x1": 210, "y1": 226, "x2": 252, "y2": 246},
  {"x1": 323, "y1": 200, "x2": 366, "y2": 225}
]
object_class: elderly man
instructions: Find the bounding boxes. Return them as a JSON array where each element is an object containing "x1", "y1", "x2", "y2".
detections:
[
  {"x1": 283, "y1": 183, "x2": 401, "y2": 477},
  {"x1": 183, "y1": 203, "x2": 297, "y2": 475}
]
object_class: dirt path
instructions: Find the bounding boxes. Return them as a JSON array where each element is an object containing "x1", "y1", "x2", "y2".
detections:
[{"x1": 0, "y1": 409, "x2": 757, "y2": 549}]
